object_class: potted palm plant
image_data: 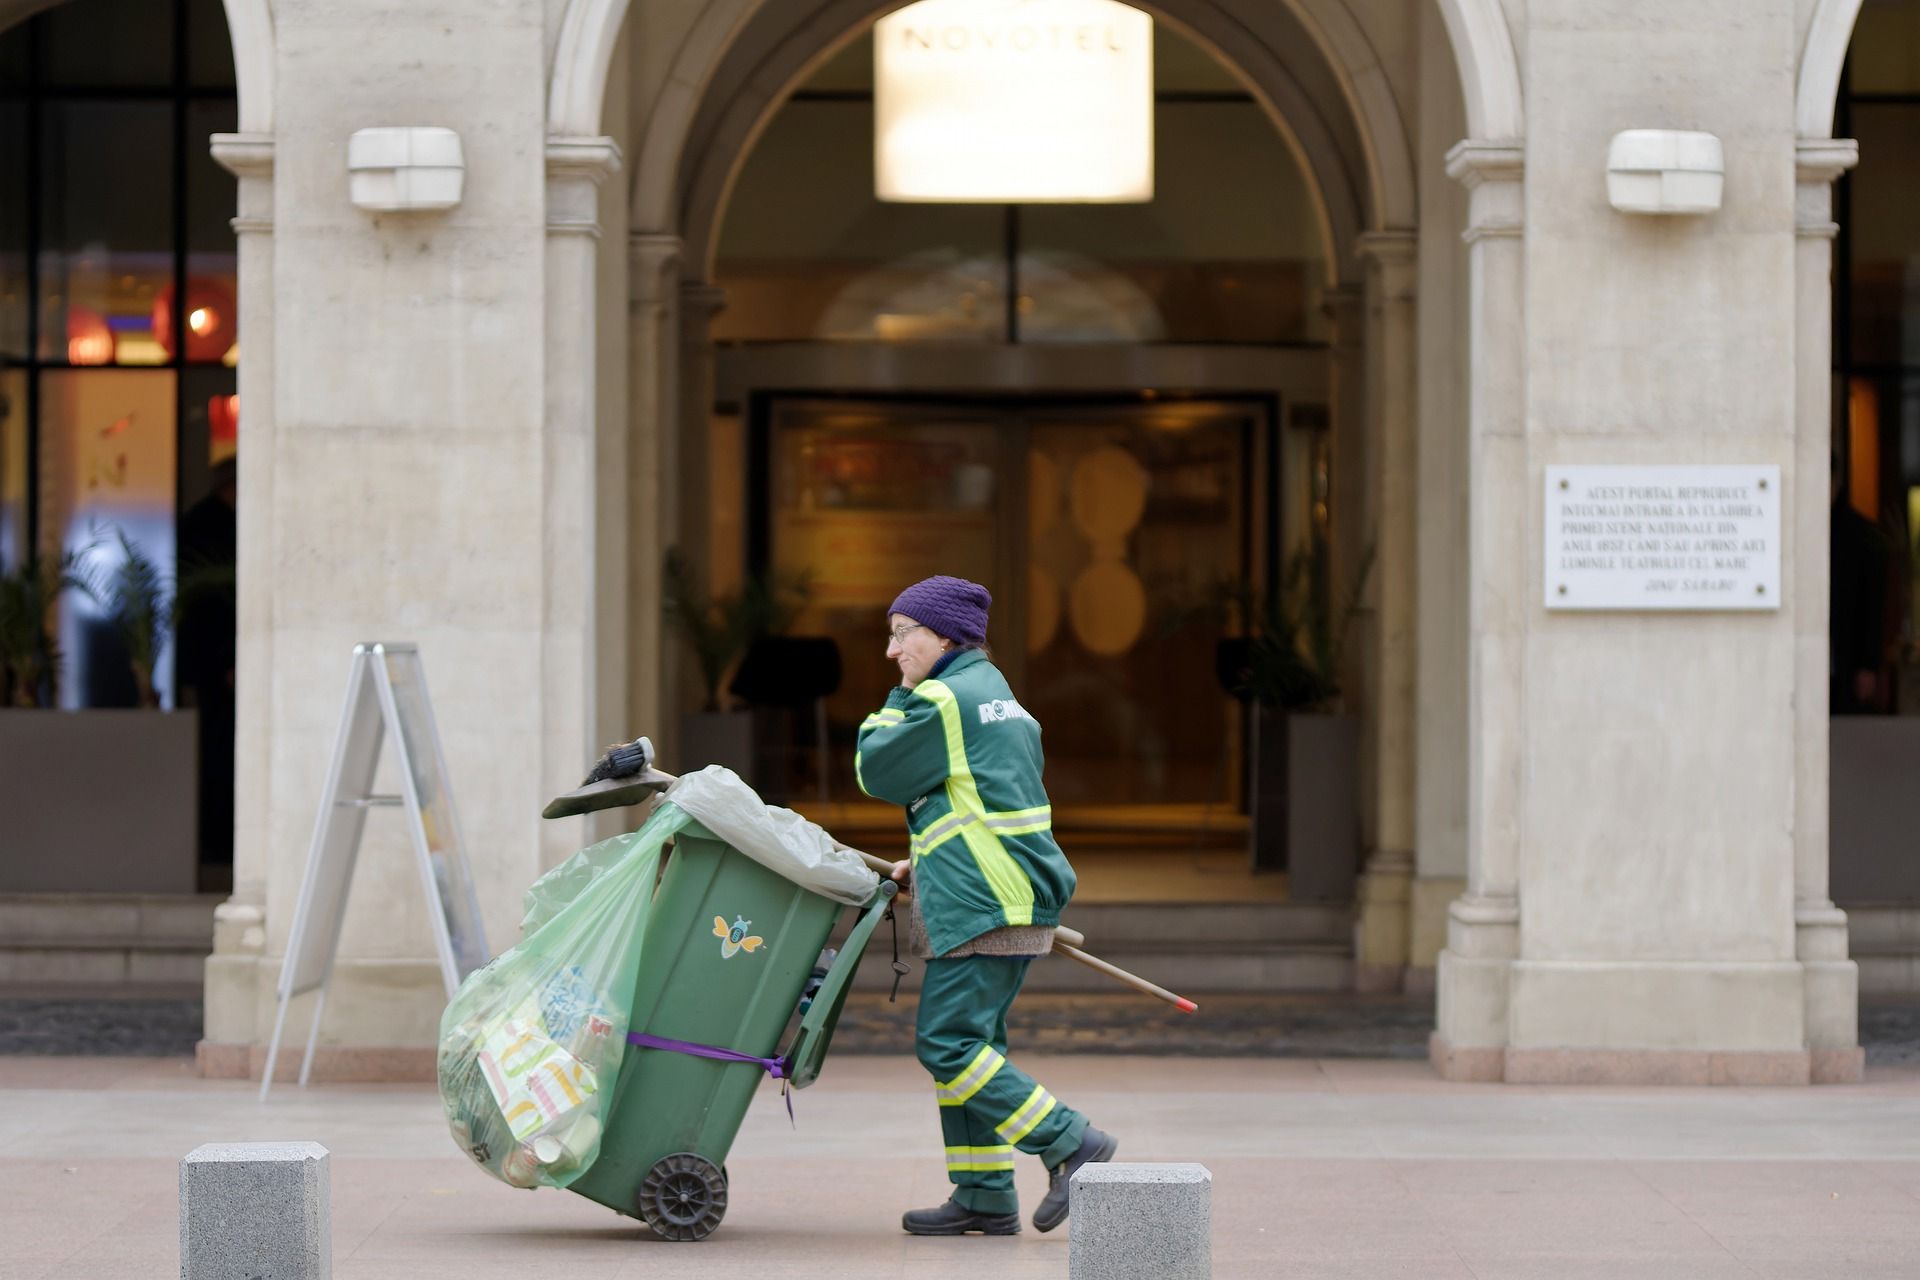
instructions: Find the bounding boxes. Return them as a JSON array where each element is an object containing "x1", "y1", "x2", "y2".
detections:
[
  {"x1": 0, "y1": 548, "x2": 90, "y2": 707},
  {"x1": 1214, "y1": 542, "x2": 1375, "y2": 898},
  {"x1": 92, "y1": 530, "x2": 171, "y2": 709}
]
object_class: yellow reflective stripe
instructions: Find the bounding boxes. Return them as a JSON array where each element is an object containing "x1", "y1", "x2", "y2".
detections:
[
  {"x1": 945, "y1": 1145, "x2": 1015, "y2": 1171},
  {"x1": 854, "y1": 708, "x2": 908, "y2": 796},
  {"x1": 912, "y1": 679, "x2": 1036, "y2": 926},
  {"x1": 936, "y1": 1044, "x2": 1005, "y2": 1106},
  {"x1": 983, "y1": 805, "x2": 1052, "y2": 838},
  {"x1": 995, "y1": 1085, "x2": 1057, "y2": 1144},
  {"x1": 910, "y1": 810, "x2": 978, "y2": 862}
]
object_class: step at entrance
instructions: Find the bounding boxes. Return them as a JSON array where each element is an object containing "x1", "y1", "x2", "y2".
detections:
[
  {"x1": 843, "y1": 900, "x2": 1353, "y2": 994},
  {"x1": 0, "y1": 894, "x2": 219, "y2": 994}
]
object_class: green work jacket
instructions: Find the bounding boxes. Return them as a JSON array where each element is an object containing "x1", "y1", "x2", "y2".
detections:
[{"x1": 854, "y1": 649, "x2": 1075, "y2": 955}]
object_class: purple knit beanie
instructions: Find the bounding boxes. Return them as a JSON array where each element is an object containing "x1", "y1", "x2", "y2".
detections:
[{"x1": 887, "y1": 575, "x2": 992, "y2": 646}]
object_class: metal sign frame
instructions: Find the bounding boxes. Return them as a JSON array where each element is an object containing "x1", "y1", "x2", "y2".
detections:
[{"x1": 259, "y1": 643, "x2": 489, "y2": 1100}]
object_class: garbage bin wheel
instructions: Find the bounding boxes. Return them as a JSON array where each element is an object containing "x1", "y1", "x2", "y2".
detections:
[{"x1": 636, "y1": 1152, "x2": 728, "y2": 1241}]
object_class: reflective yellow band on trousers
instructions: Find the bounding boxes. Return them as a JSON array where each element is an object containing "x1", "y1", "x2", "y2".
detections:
[
  {"x1": 936, "y1": 1044, "x2": 1005, "y2": 1106},
  {"x1": 909, "y1": 679, "x2": 1037, "y2": 926},
  {"x1": 994, "y1": 1085, "x2": 1058, "y2": 1144},
  {"x1": 945, "y1": 1144, "x2": 1016, "y2": 1172}
]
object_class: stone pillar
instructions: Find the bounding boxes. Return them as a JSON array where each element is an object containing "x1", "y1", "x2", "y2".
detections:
[
  {"x1": 198, "y1": 3, "x2": 563, "y2": 1078},
  {"x1": 544, "y1": 135, "x2": 623, "y2": 868},
  {"x1": 628, "y1": 233, "x2": 681, "y2": 757},
  {"x1": 1324, "y1": 282, "x2": 1368, "y2": 769},
  {"x1": 200, "y1": 133, "x2": 275, "y2": 1067},
  {"x1": 1432, "y1": 140, "x2": 1524, "y2": 1082},
  {"x1": 1354, "y1": 231, "x2": 1418, "y2": 993},
  {"x1": 1410, "y1": 9, "x2": 1473, "y2": 994},
  {"x1": 1794, "y1": 137, "x2": 1864, "y2": 1085}
]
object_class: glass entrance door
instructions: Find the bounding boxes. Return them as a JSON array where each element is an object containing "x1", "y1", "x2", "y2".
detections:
[{"x1": 763, "y1": 396, "x2": 1258, "y2": 815}]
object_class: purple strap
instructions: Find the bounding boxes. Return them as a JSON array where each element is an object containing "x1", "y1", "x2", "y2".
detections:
[{"x1": 627, "y1": 1032, "x2": 795, "y2": 1123}]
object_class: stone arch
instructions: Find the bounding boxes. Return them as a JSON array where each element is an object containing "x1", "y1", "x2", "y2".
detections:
[
  {"x1": 0, "y1": 0, "x2": 275, "y2": 131},
  {"x1": 1430, "y1": 0, "x2": 1520, "y2": 141},
  {"x1": 582, "y1": 0, "x2": 1528, "y2": 239},
  {"x1": 549, "y1": 0, "x2": 629, "y2": 139},
  {"x1": 220, "y1": 0, "x2": 276, "y2": 134},
  {"x1": 1797, "y1": 0, "x2": 1865, "y2": 139},
  {"x1": 596, "y1": 0, "x2": 1530, "y2": 256},
  {"x1": 668, "y1": 0, "x2": 1377, "y2": 286}
]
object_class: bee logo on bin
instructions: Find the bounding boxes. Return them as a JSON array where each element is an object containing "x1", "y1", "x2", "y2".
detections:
[{"x1": 713, "y1": 915, "x2": 765, "y2": 959}]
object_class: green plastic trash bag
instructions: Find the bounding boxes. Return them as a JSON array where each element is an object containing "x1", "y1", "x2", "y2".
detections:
[{"x1": 438, "y1": 801, "x2": 691, "y2": 1190}]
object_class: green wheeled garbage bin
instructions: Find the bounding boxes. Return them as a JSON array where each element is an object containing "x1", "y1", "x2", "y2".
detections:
[{"x1": 565, "y1": 817, "x2": 896, "y2": 1241}]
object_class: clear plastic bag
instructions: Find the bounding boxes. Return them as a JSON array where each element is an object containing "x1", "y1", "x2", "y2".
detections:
[
  {"x1": 667, "y1": 766, "x2": 879, "y2": 905},
  {"x1": 436, "y1": 801, "x2": 690, "y2": 1190},
  {"x1": 520, "y1": 826, "x2": 653, "y2": 936}
]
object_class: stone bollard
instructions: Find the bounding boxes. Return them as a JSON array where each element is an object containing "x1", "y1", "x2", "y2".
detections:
[
  {"x1": 1069, "y1": 1162, "x2": 1211, "y2": 1280},
  {"x1": 180, "y1": 1142, "x2": 331, "y2": 1279}
]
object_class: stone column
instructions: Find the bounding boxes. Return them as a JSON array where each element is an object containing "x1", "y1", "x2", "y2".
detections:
[
  {"x1": 543, "y1": 136, "x2": 623, "y2": 868},
  {"x1": 200, "y1": 132, "x2": 275, "y2": 1067},
  {"x1": 627, "y1": 233, "x2": 681, "y2": 757},
  {"x1": 1432, "y1": 141, "x2": 1525, "y2": 1082},
  {"x1": 1324, "y1": 283, "x2": 1368, "y2": 758},
  {"x1": 1410, "y1": 17, "x2": 1473, "y2": 994},
  {"x1": 1794, "y1": 138, "x2": 1863, "y2": 1085},
  {"x1": 1354, "y1": 231, "x2": 1419, "y2": 993}
]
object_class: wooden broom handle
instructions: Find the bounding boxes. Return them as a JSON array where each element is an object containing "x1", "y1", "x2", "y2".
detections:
[{"x1": 841, "y1": 844, "x2": 1192, "y2": 1012}]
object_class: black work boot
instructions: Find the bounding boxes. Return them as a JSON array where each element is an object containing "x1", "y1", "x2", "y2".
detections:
[
  {"x1": 902, "y1": 1197, "x2": 1021, "y2": 1236},
  {"x1": 1032, "y1": 1126, "x2": 1118, "y2": 1233}
]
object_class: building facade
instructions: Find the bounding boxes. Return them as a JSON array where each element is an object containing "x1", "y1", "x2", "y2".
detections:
[{"x1": 3, "y1": 0, "x2": 1917, "y2": 1085}]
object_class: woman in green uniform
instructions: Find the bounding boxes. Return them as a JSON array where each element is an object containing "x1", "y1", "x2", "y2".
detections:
[{"x1": 855, "y1": 575, "x2": 1118, "y2": 1236}]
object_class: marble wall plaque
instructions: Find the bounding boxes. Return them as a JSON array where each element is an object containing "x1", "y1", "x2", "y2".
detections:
[{"x1": 1544, "y1": 465, "x2": 1781, "y2": 611}]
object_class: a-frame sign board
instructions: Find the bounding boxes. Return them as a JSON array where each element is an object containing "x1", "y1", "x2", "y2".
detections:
[{"x1": 260, "y1": 643, "x2": 490, "y2": 1100}]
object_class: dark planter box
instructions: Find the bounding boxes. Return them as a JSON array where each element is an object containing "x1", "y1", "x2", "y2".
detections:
[
  {"x1": 678, "y1": 710, "x2": 756, "y2": 785},
  {"x1": 1250, "y1": 708, "x2": 1361, "y2": 902},
  {"x1": 0, "y1": 708, "x2": 199, "y2": 893},
  {"x1": 1831, "y1": 716, "x2": 1920, "y2": 903}
]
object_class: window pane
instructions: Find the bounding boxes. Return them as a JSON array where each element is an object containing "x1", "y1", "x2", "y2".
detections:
[
  {"x1": 1023, "y1": 409, "x2": 1247, "y2": 805},
  {"x1": 1020, "y1": 102, "x2": 1324, "y2": 344},
  {"x1": 189, "y1": 0, "x2": 235, "y2": 89},
  {"x1": 0, "y1": 14, "x2": 29, "y2": 89},
  {"x1": 41, "y1": 0, "x2": 173, "y2": 88},
  {"x1": 1847, "y1": 103, "x2": 1920, "y2": 369},
  {"x1": 38, "y1": 368, "x2": 176, "y2": 708},
  {"x1": 186, "y1": 101, "x2": 238, "y2": 365},
  {"x1": 0, "y1": 367, "x2": 25, "y2": 569},
  {"x1": 180, "y1": 363, "x2": 236, "y2": 508},
  {"x1": 0, "y1": 101, "x2": 25, "y2": 360},
  {"x1": 1850, "y1": 0, "x2": 1920, "y2": 95},
  {"x1": 37, "y1": 101, "x2": 174, "y2": 366},
  {"x1": 771, "y1": 403, "x2": 1005, "y2": 799},
  {"x1": 714, "y1": 101, "x2": 1007, "y2": 342}
]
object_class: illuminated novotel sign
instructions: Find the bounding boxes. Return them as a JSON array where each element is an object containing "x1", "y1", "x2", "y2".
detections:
[{"x1": 874, "y1": 0, "x2": 1154, "y2": 204}]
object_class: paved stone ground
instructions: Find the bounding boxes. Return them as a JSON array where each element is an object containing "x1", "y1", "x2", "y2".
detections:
[
  {"x1": 9, "y1": 992, "x2": 1920, "y2": 1063},
  {"x1": 9, "y1": 1054, "x2": 1920, "y2": 1278}
]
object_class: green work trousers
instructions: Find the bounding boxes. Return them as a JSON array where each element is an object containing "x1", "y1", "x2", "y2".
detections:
[{"x1": 915, "y1": 955, "x2": 1090, "y2": 1215}]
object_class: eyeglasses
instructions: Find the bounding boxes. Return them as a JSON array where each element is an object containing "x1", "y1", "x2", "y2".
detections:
[{"x1": 888, "y1": 623, "x2": 927, "y2": 645}]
